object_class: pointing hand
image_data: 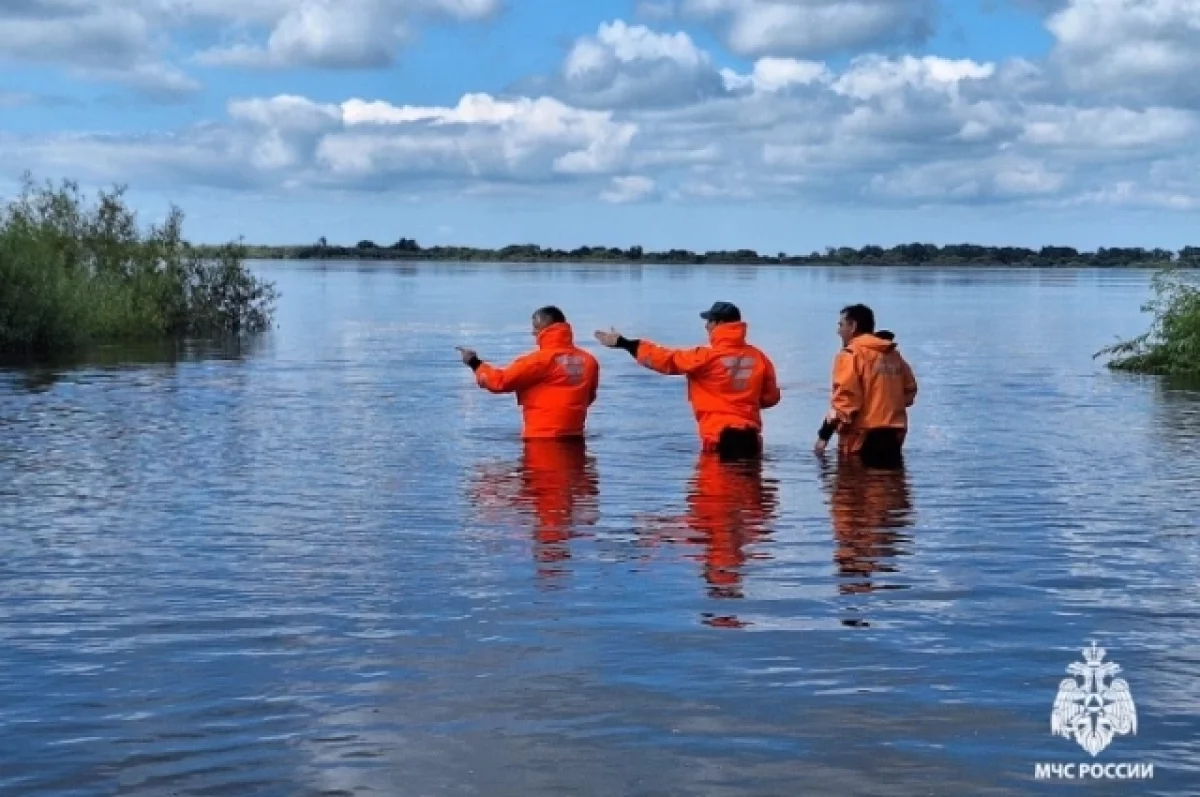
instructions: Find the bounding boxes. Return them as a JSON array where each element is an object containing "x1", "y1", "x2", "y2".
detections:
[
  {"x1": 593, "y1": 328, "x2": 622, "y2": 348},
  {"x1": 455, "y1": 346, "x2": 477, "y2": 364}
]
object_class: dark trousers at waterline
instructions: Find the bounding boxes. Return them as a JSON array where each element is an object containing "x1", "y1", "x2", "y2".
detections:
[
  {"x1": 857, "y1": 428, "x2": 905, "y2": 470},
  {"x1": 716, "y1": 427, "x2": 762, "y2": 461}
]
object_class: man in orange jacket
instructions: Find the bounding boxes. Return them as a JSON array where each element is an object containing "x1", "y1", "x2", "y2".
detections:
[
  {"x1": 814, "y1": 304, "x2": 917, "y2": 467},
  {"x1": 456, "y1": 306, "x2": 600, "y2": 439},
  {"x1": 594, "y1": 301, "x2": 781, "y2": 458}
]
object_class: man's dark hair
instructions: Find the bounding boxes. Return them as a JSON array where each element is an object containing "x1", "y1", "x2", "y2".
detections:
[
  {"x1": 840, "y1": 304, "x2": 875, "y2": 334},
  {"x1": 533, "y1": 305, "x2": 566, "y2": 326}
]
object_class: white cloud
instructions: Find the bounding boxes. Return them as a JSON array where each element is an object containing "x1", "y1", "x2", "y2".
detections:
[
  {"x1": 600, "y1": 175, "x2": 658, "y2": 203},
  {"x1": 195, "y1": 0, "x2": 501, "y2": 69},
  {"x1": 867, "y1": 156, "x2": 1067, "y2": 201},
  {"x1": 228, "y1": 95, "x2": 343, "y2": 131},
  {"x1": 556, "y1": 21, "x2": 727, "y2": 108},
  {"x1": 336, "y1": 94, "x2": 638, "y2": 179},
  {"x1": 1047, "y1": 0, "x2": 1200, "y2": 105},
  {"x1": 681, "y1": 0, "x2": 937, "y2": 57},
  {"x1": 5, "y1": 10, "x2": 1200, "y2": 216},
  {"x1": 831, "y1": 54, "x2": 995, "y2": 100},
  {"x1": 722, "y1": 57, "x2": 831, "y2": 93},
  {"x1": 196, "y1": 0, "x2": 409, "y2": 69},
  {"x1": 0, "y1": 3, "x2": 200, "y2": 96},
  {"x1": 1019, "y1": 106, "x2": 1198, "y2": 151},
  {"x1": 0, "y1": 0, "x2": 501, "y2": 92},
  {"x1": 1069, "y1": 181, "x2": 1199, "y2": 211},
  {"x1": 1, "y1": 91, "x2": 635, "y2": 191}
]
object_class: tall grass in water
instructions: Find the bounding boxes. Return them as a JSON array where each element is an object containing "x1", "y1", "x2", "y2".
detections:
[
  {"x1": 0, "y1": 176, "x2": 277, "y2": 358},
  {"x1": 1096, "y1": 266, "x2": 1200, "y2": 376}
]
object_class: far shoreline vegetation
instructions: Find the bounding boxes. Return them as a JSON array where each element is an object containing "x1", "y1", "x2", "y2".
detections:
[
  {"x1": 206, "y1": 237, "x2": 1200, "y2": 269},
  {"x1": 0, "y1": 176, "x2": 1196, "y2": 376}
]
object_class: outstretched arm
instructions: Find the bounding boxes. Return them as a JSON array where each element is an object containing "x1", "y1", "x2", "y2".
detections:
[
  {"x1": 593, "y1": 328, "x2": 709, "y2": 376},
  {"x1": 456, "y1": 346, "x2": 547, "y2": 393}
]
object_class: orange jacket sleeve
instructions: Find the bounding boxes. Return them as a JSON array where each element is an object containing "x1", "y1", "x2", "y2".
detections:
[
  {"x1": 760, "y1": 356, "x2": 781, "y2": 408},
  {"x1": 475, "y1": 352, "x2": 549, "y2": 393},
  {"x1": 829, "y1": 349, "x2": 863, "y2": 425},
  {"x1": 634, "y1": 340, "x2": 712, "y2": 376}
]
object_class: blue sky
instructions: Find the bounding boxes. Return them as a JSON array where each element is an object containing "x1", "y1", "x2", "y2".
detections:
[{"x1": 1, "y1": 0, "x2": 1197, "y2": 252}]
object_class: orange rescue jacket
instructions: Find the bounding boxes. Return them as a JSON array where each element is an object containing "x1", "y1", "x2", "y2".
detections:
[
  {"x1": 474, "y1": 322, "x2": 600, "y2": 439},
  {"x1": 828, "y1": 334, "x2": 918, "y2": 453},
  {"x1": 631, "y1": 322, "x2": 781, "y2": 450}
]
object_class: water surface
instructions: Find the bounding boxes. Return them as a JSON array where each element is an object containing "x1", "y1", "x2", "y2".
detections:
[{"x1": 2, "y1": 262, "x2": 1196, "y2": 796}]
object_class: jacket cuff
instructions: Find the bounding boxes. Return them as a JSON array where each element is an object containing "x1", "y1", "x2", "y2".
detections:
[
  {"x1": 616, "y1": 336, "x2": 640, "y2": 357},
  {"x1": 818, "y1": 419, "x2": 837, "y2": 442},
  {"x1": 467, "y1": 355, "x2": 482, "y2": 371}
]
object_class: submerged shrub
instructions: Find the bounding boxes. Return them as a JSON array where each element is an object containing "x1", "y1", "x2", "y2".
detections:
[
  {"x1": 1096, "y1": 266, "x2": 1200, "y2": 375},
  {"x1": 0, "y1": 174, "x2": 277, "y2": 357}
]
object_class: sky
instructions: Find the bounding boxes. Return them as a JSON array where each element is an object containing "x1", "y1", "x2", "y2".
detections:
[{"x1": 1, "y1": 0, "x2": 1198, "y2": 253}]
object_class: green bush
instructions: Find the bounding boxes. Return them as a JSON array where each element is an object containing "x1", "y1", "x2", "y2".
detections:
[
  {"x1": 1096, "y1": 266, "x2": 1200, "y2": 375},
  {"x1": 0, "y1": 175, "x2": 277, "y2": 357}
]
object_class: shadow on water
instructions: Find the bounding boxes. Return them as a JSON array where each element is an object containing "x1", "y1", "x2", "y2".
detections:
[
  {"x1": 0, "y1": 336, "x2": 270, "y2": 392},
  {"x1": 820, "y1": 456, "x2": 916, "y2": 628},
  {"x1": 637, "y1": 454, "x2": 780, "y2": 629},
  {"x1": 466, "y1": 439, "x2": 601, "y2": 586}
]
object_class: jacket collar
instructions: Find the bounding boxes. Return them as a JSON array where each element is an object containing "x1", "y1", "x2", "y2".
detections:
[
  {"x1": 708, "y1": 321, "x2": 748, "y2": 348},
  {"x1": 536, "y1": 322, "x2": 575, "y2": 349}
]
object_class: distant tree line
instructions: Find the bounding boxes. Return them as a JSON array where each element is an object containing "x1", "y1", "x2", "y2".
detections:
[{"x1": 207, "y1": 237, "x2": 1200, "y2": 268}]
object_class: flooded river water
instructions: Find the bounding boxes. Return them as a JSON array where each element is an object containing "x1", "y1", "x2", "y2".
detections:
[{"x1": 2, "y1": 261, "x2": 1196, "y2": 795}]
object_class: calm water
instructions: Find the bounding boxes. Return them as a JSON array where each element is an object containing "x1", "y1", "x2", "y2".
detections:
[{"x1": 2, "y1": 261, "x2": 1198, "y2": 796}]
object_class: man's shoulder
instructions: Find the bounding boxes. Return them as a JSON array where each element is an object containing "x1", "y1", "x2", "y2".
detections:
[{"x1": 732, "y1": 342, "x2": 775, "y2": 366}]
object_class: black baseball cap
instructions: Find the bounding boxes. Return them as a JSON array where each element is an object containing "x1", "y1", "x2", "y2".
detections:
[{"x1": 699, "y1": 301, "x2": 741, "y2": 323}]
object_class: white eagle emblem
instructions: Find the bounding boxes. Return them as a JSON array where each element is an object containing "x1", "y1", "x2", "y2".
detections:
[{"x1": 1051, "y1": 642, "x2": 1137, "y2": 756}]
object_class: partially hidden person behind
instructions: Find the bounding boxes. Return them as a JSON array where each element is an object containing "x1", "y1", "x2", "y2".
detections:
[
  {"x1": 814, "y1": 304, "x2": 917, "y2": 468},
  {"x1": 456, "y1": 305, "x2": 600, "y2": 439},
  {"x1": 593, "y1": 301, "x2": 781, "y2": 459}
]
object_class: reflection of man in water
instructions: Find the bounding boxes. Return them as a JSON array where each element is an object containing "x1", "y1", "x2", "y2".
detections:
[
  {"x1": 639, "y1": 453, "x2": 779, "y2": 627},
  {"x1": 519, "y1": 440, "x2": 599, "y2": 574},
  {"x1": 466, "y1": 440, "x2": 599, "y2": 584},
  {"x1": 821, "y1": 456, "x2": 914, "y2": 625}
]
